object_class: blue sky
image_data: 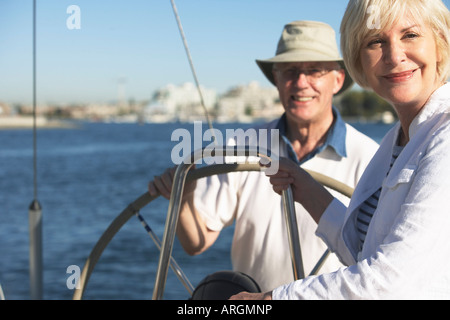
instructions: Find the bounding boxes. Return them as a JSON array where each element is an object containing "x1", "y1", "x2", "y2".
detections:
[{"x1": 1, "y1": 0, "x2": 449, "y2": 105}]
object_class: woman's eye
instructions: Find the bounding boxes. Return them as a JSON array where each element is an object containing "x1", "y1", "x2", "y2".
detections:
[
  {"x1": 367, "y1": 39, "x2": 383, "y2": 47},
  {"x1": 404, "y1": 32, "x2": 419, "y2": 39}
]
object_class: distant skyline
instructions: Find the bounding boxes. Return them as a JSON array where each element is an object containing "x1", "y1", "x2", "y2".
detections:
[{"x1": 1, "y1": 0, "x2": 449, "y2": 105}]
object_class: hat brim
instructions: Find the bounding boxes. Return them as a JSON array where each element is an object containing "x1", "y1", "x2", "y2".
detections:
[{"x1": 256, "y1": 53, "x2": 353, "y2": 95}]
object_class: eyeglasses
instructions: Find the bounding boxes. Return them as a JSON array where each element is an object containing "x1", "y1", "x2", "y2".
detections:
[{"x1": 274, "y1": 67, "x2": 339, "y2": 83}]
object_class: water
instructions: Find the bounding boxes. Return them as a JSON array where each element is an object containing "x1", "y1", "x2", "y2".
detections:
[{"x1": 0, "y1": 120, "x2": 393, "y2": 300}]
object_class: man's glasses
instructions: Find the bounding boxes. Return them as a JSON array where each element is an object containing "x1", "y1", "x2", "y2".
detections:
[{"x1": 274, "y1": 67, "x2": 339, "y2": 83}]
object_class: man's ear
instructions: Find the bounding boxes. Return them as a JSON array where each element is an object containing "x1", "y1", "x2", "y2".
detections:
[{"x1": 333, "y1": 69, "x2": 346, "y2": 94}]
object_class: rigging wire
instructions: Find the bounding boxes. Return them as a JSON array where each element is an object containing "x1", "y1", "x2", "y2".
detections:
[
  {"x1": 32, "y1": 0, "x2": 38, "y2": 201},
  {"x1": 135, "y1": 212, "x2": 194, "y2": 295},
  {"x1": 169, "y1": 0, "x2": 217, "y2": 144}
]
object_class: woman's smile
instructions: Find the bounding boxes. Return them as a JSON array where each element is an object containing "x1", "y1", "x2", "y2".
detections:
[{"x1": 382, "y1": 68, "x2": 419, "y2": 83}]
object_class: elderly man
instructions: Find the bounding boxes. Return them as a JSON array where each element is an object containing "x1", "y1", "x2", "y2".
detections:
[{"x1": 149, "y1": 20, "x2": 378, "y2": 292}]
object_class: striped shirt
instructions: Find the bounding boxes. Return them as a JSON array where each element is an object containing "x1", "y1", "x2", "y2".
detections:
[{"x1": 356, "y1": 145, "x2": 404, "y2": 251}]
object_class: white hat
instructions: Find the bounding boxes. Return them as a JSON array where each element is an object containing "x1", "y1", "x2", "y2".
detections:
[{"x1": 256, "y1": 20, "x2": 353, "y2": 95}]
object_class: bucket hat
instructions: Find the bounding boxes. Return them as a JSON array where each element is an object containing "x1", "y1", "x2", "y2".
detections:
[{"x1": 256, "y1": 20, "x2": 353, "y2": 95}]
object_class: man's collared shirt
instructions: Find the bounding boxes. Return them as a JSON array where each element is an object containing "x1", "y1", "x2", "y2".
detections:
[{"x1": 275, "y1": 106, "x2": 347, "y2": 165}]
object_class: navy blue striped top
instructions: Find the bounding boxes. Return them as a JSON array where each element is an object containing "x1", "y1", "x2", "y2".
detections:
[{"x1": 356, "y1": 145, "x2": 404, "y2": 251}]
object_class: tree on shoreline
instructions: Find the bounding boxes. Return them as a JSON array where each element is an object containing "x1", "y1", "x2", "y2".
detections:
[{"x1": 337, "y1": 89, "x2": 395, "y2": 120}]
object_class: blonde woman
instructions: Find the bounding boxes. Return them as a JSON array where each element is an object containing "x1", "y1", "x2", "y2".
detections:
[{"x1": 231, "y1": 0, "x2": 450, "y2": 300}]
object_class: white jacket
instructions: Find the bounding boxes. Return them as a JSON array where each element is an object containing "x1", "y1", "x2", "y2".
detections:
[{"x1": 273, "y1": 83, "x2": 450, "y2": 299}]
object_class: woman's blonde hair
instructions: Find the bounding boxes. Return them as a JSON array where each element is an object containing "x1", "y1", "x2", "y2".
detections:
[{"x1": 340, "y1": 0, "x2": 450, "y2": 89}]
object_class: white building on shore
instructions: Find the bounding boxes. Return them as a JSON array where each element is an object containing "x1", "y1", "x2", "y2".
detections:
[
  {"x1": 143, "y1": 81, "x2": 282, "y2": 123},
  {"x1": 216, "y1": 81, "x2": 282, "y2": 122},
  {"x1": 143, "y1": 82, "x2": 217, "y2": 122}
]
